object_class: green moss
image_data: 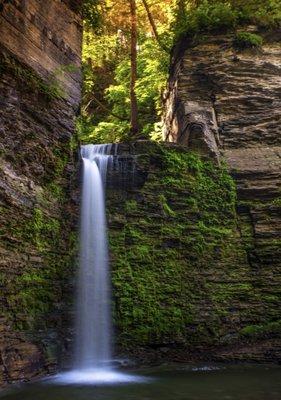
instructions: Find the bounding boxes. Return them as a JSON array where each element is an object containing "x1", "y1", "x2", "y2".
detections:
[
  {"x1": 272, "y1": 197, "x2": 281, "y2": 207},
  {"x1": 240, "y1": 320, "x2": 281, "y2": 338},
  {"x1": 125, "y1": 200, "x2": 138, "y2": 212},
  {"x1": 159, "y1": 194, "x2": 176, "y2": 217},
  {"x1": 24, "y1": 208, "x2": 60, "y2": 251},
  {"x1": 0, "y1": 147, "x2": 77, "y2": 336},
  {"x1": 2, "y1": 199, "x2": 76, "y2": 331},
  {"x1": 52, "y1": 148, "x2": 70, "y2": 177},
  {"x1": 45, "y1": 182, "x2": 65, "y2": 200},
  {"x1": 108, "y1": 144, "x2": 244, "y2": 347},
  {"x1": 107, "y1": 143, "x2": 281, "y2": 349}
]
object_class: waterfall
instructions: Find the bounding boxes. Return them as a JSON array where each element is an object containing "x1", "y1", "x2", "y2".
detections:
[
  {"x1": 53, "y1": 143, "x2": 144, "y2": 384},
  {"x1": 75, "y1": 144, "x2": 113, "y2": 370}
]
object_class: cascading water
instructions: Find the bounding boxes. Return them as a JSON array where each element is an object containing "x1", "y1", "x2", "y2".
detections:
[
  {"x1": 75, "y1": 144, "x2": 113, "y2": 370},
  {"x1": 53, "y1": 144, "x2": 144, "y2": 385}
]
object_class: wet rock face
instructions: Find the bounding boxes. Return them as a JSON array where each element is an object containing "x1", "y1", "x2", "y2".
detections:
[
  {"x1": 0, "y1": 0, "x2": 81, "y2": 387},
  {"x1": 163, "y1": 32, "x2": 281, "y2": 361}
]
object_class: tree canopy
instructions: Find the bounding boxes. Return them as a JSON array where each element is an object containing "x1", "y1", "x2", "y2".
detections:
[{"x1": 79, "y1": 0, "x2": 281, "y2": 144}]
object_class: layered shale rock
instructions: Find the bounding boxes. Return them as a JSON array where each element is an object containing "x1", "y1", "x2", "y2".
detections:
[
  {"x1": 0, "y1": 0, "x2": 82, "y2": 385},
  {"x1": 162, "y1": 29, "x2": 281, "y2": 361},
  {"x1": 105, "y1": 140, "x2": 281, "y2": 364}
]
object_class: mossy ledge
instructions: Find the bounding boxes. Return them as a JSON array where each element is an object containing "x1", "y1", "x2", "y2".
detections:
[{"x1": 106, "y1": 141, "x2": 281, "y2": 362}]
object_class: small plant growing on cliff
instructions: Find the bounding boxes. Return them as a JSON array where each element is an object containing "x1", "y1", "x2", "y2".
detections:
[
  {"x1": 233, "y1": 32, "x2": 263, "y2": 49},
  {"x1": 173, "y1": 1, "x2": 238, "y2": 41}
]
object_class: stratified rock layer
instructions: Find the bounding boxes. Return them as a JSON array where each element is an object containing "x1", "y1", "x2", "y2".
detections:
[
  {"x1": 105, "y1": 136, "x2": 280, "y2": 364},
  {"x1": 0, "y1": 0, "x2": 81, "y2": 386},
  {"x1": 161, "y1": 31, "x2": 281, "y2": 361},
  {"x1": 0, "y1": 0, "x2": 82, "y2": 104}
]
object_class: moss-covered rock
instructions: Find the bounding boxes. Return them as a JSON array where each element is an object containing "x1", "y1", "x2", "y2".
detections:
[
  {"x1": 106, "y1": 142, "x2": 281, "y2": 360},
  {"x1": 0, "y1": 53, "x2": 79, "y2": 384}
]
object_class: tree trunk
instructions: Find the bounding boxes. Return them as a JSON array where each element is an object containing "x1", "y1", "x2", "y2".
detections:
[
  {"x1": 129, "y1": 0, "x2": 139, "y2": 136},
  {"x1": 141, "y1": 0, "x2": 168, "y2": 52}
]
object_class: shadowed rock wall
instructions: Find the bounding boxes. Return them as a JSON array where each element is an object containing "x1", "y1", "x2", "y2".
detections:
[
  {"x1": 0, "y1": 0, "x2": 82, "y2": 104},
  {"x1": 0, "y1": 0, "x2": 82, "y2": 386},
  {"x1": 161, "y1": 30, "x2": 281, "y2": 361}
]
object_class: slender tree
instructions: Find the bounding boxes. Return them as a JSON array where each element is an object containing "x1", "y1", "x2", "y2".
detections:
[
  {"x1": 141, "y1": 0, "x2": 169, "y2": 52},
  {"x1": 129, "y1": 0, "x2": 139, "y2": 136}
]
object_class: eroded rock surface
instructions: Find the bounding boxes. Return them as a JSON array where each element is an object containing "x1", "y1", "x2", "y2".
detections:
[
  {"x1": 0, "y1": 0, "x2": 82, "y2": 104},
  {"x1": 163, "y1": 31, "x2": 281, "y2": 361},
  {"x1": 0, "y1": 0, "x2": 81, "y2": 386}
]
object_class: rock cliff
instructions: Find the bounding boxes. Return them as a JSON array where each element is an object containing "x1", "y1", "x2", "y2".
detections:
[
  {"x1": 0, "y1": 0, "x2": 82, "y2": 385},
  {"x1": 106, "y1": 138, "x2": 280, "y2": 364},
  {"x1": 159, "y1": 29, "x2": 281, "y2": 361}
]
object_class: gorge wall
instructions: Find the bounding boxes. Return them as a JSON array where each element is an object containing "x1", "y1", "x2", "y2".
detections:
[
  {"x1": 152, "y1": 29, "x2": 280, "y2": 362},
  {"x1": 107, "y1": 137, "x2": 280, "y2": 364},
  {"x1": 0, "y1": 0, "x2": 82, "y2": 385}
]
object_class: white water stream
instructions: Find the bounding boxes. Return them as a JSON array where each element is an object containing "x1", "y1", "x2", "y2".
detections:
[
  {"x1": 75, "y1": 144, "x2": 113, "y2": 369},
  {"x1": 54, "y1": 144, "x2": 142, "y2": 385}
]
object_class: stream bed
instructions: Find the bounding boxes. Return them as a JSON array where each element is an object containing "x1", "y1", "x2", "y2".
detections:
[{"x1": 1, "y1": 364, "x2": 281, "y2": 400}]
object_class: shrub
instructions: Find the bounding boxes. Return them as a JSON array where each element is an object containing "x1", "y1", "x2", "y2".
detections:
[
  {"x1": 173, "y1": 1, "x2": 238, "y2": 41},
  {"x1": 173, "y1": 0, "x2": 281, "y2": 42},
  {"x1": 236, "y1": 0, "x2": 281, "y2": 29},
  {"x1": 193, "y1": 1, "x2": 238, "y2": 32},
  {"x1": 233, "y1": 32, "x2": 263, "y2": 49}
]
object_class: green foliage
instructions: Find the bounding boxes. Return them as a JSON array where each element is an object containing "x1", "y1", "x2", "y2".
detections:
[
  {"x1": 80, "y1": 38, "x2": 169, "y2": 143},
  {"x1": 104, "y1": 39, "x2": 168, "y2": 135},
  {"x1": 193, "y1": 1, "x2": 237, "y2": 31},
  {"x1": 83, "y1": 30, "x2": 123, "y2": 69},
  {"x1": 135, "y1": 39, "x2": 169, "y2": 118},
  {"x1": 82, "y1": 30, "x2": 122, "y2": 116},
  {"x1": 80, "y1": 1, "x2": 281, "y2": 144},
  {"x1": 173, "y1": 0, "x2": 238, "y2": 41},
  {"x1": 83, "y1": 0, "x2": 103, "y2": 32},
  {"x1": 235, "y1": 0, "x2": 281, "y2": 28},
  {"x1": 233, "y1": 32, "x2": 263, "y2": 49},
  {"x1": 172, "y1": 0, "x2": 281, "y2": 42},
  {"x1": 77, "y1": 117, "x2": 130, "y2": 143}
]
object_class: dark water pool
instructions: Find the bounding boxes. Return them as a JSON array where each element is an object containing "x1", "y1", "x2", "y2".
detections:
[{"x1": 1, "y1": 364, "x2": 281, "y2": 400}]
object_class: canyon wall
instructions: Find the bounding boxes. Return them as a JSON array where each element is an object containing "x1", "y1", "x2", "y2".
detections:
[
  {"x1": 158, "y1": 29, "x2": 281, "y2": 361},
  {"x1": 0, "y1": 0, "x2": 82, "y2": 385},
  {"x1": 106, "y1": 138, "x2": 280, "y2": 364}
]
